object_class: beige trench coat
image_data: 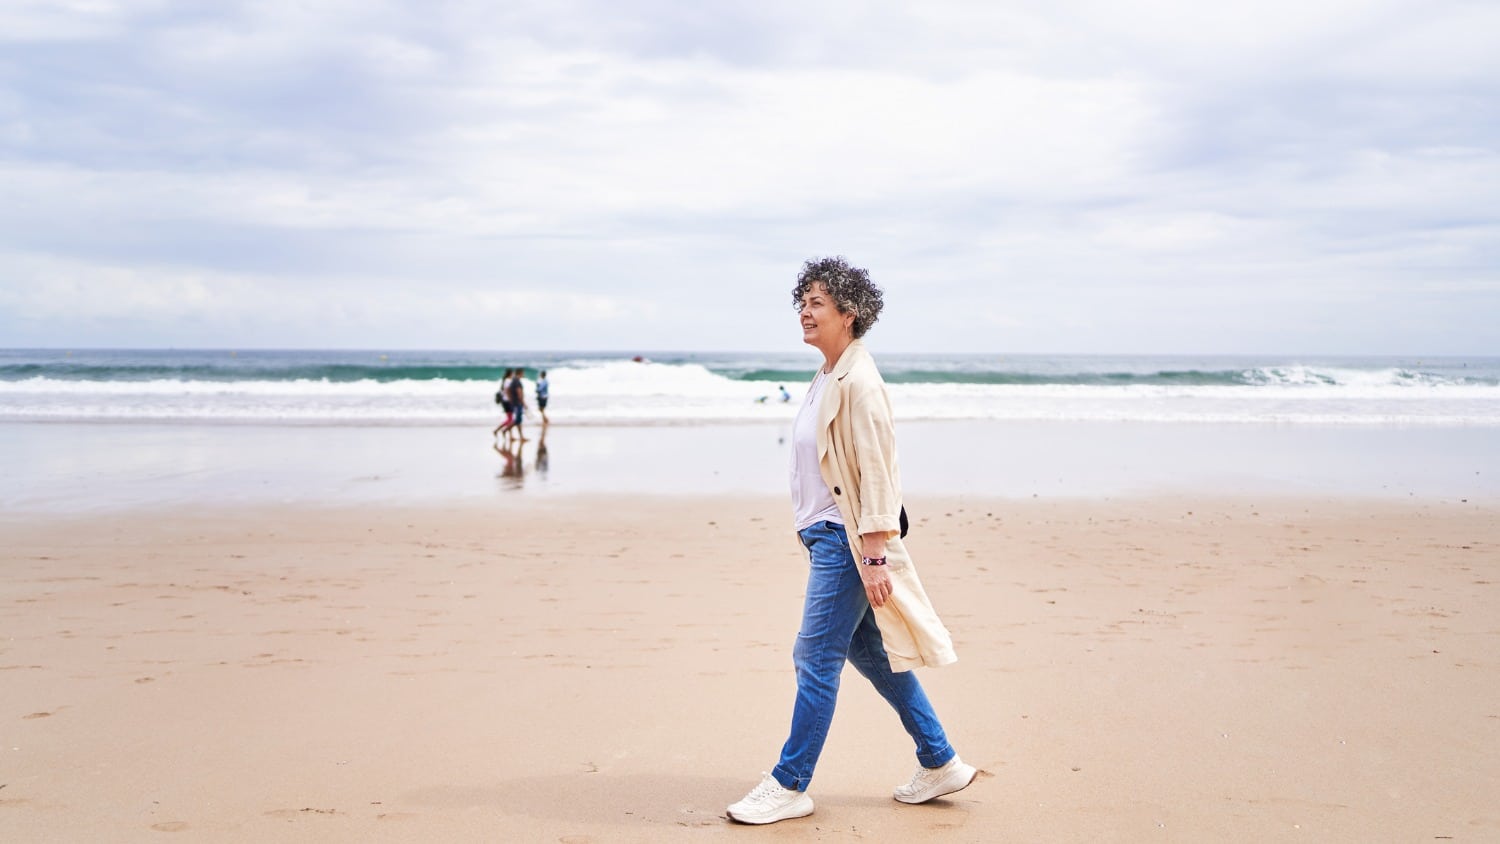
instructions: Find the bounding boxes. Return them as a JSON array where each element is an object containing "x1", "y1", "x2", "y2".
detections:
[{"x1": 814, "y1": 339, "x2": 957, "y2": 671}]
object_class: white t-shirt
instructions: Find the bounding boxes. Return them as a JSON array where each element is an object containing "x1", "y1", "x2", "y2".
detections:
[{"x1": 790, "y1": 370, "x2": 843, "y2": 531}]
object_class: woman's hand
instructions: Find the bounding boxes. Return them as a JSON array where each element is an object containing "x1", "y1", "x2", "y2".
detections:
[
  {"x1": 859, "y1": 562, "x2": 893, "y2": 608},
  {"x1": 860, "y1": 531, "x2": 891, "y2": 608}
]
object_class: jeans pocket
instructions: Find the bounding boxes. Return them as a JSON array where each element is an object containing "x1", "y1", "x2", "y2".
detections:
[{"x1": 799, "y1": 520, "x2": 837, "y2": 546}]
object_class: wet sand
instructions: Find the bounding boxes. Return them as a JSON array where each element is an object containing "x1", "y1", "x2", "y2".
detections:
[
  {"x1": 3, "y1": 419, "x2": 1497, "y2": 512},
  {"x1": 3, "y1": 494, "x2": 1497, "y2": 841}
]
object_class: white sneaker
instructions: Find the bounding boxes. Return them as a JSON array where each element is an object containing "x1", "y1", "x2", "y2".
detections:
[
  {"x1": 726, "y1": 772, "x2": 814, "y2": 824},
  {"x1": 893, "y1": 755, "x2": 978, "y2": 804}
]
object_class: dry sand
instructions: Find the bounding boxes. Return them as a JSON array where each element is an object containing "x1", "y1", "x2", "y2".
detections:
[{"x1": 2, "y1": 495, "x2": 1498, "y2": 842}]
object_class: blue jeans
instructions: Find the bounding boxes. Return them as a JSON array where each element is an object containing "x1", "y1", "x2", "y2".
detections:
[{"x1": 772, "y1": 521, "x2": 956, "y2": 791}]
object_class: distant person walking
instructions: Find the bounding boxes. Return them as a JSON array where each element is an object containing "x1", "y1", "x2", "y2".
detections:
[
  {"x1": 500, "y1": 368, "x2": 529, "y2": 443},
  {"x1": 536, "y1": 370, "x2": 550, "y2": 426},
  {"x1": 492, "y1": 368, "x2": 515, "y2": 440}
]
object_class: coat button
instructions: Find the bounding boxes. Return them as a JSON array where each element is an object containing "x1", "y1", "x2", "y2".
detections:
[{"x1": 833, "y1": 486, "x2": 841, "y2": 495}]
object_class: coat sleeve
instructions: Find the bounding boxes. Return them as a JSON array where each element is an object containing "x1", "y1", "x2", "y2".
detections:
[{"x1": 846, "y1": 374, "x2": 902, "y2": 537}]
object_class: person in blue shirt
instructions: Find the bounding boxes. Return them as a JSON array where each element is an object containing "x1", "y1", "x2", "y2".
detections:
[{"x1": 536, "y1": 370, "x2": 550, "y2": 426}]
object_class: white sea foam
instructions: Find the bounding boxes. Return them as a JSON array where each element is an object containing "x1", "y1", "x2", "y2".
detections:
[
  {"x1": 1239, "y1": 365, "x2": 1468, "y2": 389},
  {"x1": 2, "y1": 360, "x2": 1498, "y2": 426}
]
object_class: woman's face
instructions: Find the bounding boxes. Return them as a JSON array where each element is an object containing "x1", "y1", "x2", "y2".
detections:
[{"x1": 798, "y1": 282, "x2": 855, "y2": 349}]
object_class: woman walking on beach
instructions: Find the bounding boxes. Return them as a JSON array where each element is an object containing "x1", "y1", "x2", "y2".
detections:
[
  {"x1": 726, "y1": 257, "x2": 976, "y2": 825},
  {"x1": 492, "y1": 368, "x2": 514, "y2": 440},
  {"x1": 501, "y1": 369, "x2": 528, "y2": 444}
]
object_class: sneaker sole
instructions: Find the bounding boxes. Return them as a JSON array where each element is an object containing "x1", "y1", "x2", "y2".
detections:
[
  {"x1": 726, "y1": 798, "x2": 814, "y2": 825},
  {"x1": 893, "y1": 764, "x2": 978, "y2": 804}
]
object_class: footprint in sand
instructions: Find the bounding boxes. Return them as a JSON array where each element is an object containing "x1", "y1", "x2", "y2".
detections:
[{"x1": 264, "y1": 807, "x2": 341, "y2": 818}]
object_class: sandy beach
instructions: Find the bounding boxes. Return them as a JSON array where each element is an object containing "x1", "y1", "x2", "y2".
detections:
[
  {"x1": 6, "y1": 0, "x2": 1499, "y2": 837},
  {"x1": 3, "y1": 490, "x2": 1497, "y2": 842}
]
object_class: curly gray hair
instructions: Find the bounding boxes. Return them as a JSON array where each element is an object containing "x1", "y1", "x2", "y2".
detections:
[{"x1": 791, "y1": 256, "x2": 884, "y2": 339}]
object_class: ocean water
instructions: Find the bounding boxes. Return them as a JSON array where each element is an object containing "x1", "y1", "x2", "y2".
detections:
[{"x1": 1, "y1": 348, "x2": 1498, "y2": 427}]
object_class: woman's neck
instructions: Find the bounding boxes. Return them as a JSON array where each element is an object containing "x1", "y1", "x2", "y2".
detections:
[{"x1": 819, "y1": 336, "x2": 853, "y2": 373}]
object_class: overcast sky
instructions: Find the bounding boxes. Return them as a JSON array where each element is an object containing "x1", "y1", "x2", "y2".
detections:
[{"x1": 1, "y1": 1, "x2": 1496, "y2": 354}]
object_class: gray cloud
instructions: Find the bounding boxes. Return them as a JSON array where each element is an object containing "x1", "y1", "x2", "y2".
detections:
[{"x1": 0, "y1": 0, "x2": 1495, "y2": 353}]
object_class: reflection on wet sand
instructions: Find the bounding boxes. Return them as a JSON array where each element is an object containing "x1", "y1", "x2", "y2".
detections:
[{"x1": 494, "y1": 427, "x2": 548, "y2": 490}]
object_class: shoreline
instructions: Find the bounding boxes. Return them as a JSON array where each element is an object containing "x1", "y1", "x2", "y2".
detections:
[{"x1": 3, "y1": 419, "x2": 1497, "y2": 515}]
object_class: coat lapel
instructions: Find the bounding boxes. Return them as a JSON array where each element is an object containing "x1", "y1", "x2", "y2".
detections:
[{"x1": 816, "y1": 340, "x2": 863, "y2": 461}]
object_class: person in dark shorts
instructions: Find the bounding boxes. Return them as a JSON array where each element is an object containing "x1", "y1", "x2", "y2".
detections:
[
  {"x1": 502, "y1": 369, "x2": 528, "y2": 443},
  {"x1": 536, "y1": 370, "x2": 550, "y2": 425},
  {"x1": 492, "y1": 368, "x2": 514, "y2": 439}
]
